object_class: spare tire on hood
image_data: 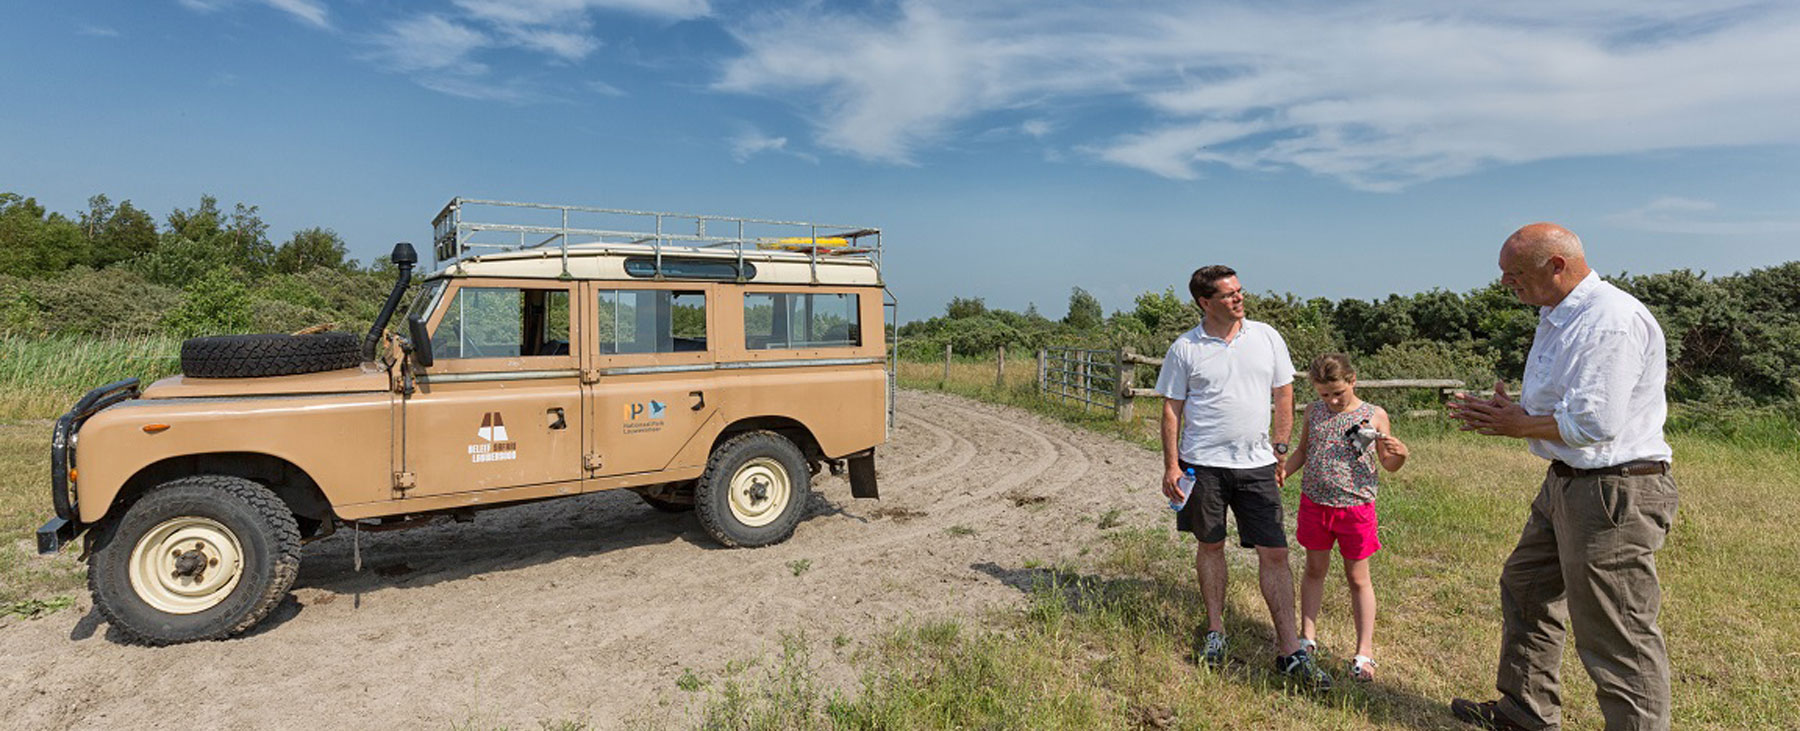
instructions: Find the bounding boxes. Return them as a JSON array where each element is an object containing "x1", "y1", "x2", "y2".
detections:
[{"x1": 180, "y1": 332, "x2": 363, "y2": 379}]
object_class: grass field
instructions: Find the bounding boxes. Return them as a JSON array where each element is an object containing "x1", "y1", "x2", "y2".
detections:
[
  {"x1": 669, "y1": 359, "x2": 1800, "y2": 729},
  {"x1": 3, "y1": 347, "x2": 1796, "y2": 729}
]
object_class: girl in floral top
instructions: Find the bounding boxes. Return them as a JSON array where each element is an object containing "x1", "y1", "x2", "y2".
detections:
[{"x1": 1280, "y1": 353, "x2": 1408, "y2": 681}]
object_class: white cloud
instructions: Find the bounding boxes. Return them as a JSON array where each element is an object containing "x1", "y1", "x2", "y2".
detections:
[
  {"x1": 178, "y1": 0, "x2": 331, "y2": 29},
  {"x1": 1020, "y1": 119, "x2": 1052, "y2": 139},
  {"x1": 502, "y1": 26, "x2": 600, "y2": 62},
  {"x1": 368, "y1": 15, "x2": 491, "y2": 74},
  {"x1": 263, "y1": 0, "x2": 330, "y2": 29},
  {"x1": 731, "y1": 132, "x2": 789, "y2": 162},
  {"x1": 365, "y1": 0, "x2": 711, "y2": 101},
  {"x1": 452, "y1": 0, "x2": 708, "y2": 25},
  {"x1": 419, "y1": 76, "x2": 543, "y2": 103},
  {"x1": 78, "y1": 25, "x2": 121, "y2": 37},
  {"x1": 717, "y1": 0, "x2": 1800, "y2": 190},
  {"x1": 729, "y1": 128, "x2": 817, "y2": 164},
  {"x1": 587, "y1": 80, "x2": 626, "y2": 97},
  {"x1": 1604, "y1": 197, "x2": 1800, "y2": 236}
]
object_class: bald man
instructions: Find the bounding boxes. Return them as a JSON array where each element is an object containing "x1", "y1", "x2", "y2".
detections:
[{"x1": 1447, "y1": 224, "x2": 1677, "y2": 731}]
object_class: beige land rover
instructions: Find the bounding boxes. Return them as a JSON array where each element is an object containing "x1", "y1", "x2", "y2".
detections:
[{"x1": 38, "y1": 198, "x2": 892, "y2": 644}]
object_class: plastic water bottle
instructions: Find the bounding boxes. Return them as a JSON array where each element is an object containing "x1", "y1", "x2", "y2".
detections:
[{"x1": 1170, "y1": 467, "x2": 1196, "y2": 511}]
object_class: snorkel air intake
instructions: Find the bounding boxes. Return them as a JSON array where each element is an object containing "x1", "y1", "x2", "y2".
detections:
[{"x1": 363, "y1": 242, "x2": 417, "y2": 362}]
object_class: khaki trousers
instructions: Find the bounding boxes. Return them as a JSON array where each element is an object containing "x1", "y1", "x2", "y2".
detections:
[{"x1": 1495, "y1": 466, "x2": 1678, "y2": 731}]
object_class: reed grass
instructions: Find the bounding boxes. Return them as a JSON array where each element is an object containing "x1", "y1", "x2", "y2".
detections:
[{"x1": 0, "y1": 334, "x2": 181, "y2": 420}]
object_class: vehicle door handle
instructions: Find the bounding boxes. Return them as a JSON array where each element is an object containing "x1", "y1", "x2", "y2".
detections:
[
  {"x1": 690, "y1": 390, "x2": 705, "y2": 411},
  {"x1": 547, "y1": 407, "x2": 567, "y2": 430}
]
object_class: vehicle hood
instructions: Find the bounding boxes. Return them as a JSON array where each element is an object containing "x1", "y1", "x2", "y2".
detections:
[{"x1": 140, "y1": 362, "x2": 393, "y2": 399}]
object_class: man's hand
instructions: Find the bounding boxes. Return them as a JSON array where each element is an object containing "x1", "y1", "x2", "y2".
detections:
[
  {"x1": 1162, "y1": 465, "x2": 1185, "y2": 502},
  {"x1": 1274, "y1": 460, "x2": 1289, "y2": 485},
  {"x1": 1447, "y1": 381, "x2": 1535, "y2": 438}
]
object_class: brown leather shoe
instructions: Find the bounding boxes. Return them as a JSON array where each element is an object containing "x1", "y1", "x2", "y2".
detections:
[{"x1": 1450, "y1": 698, "x2": 1530, "y2": 730}]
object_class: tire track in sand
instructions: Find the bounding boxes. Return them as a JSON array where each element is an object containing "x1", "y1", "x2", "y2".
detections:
[{"x1": 0, "y1": 389, "x2": 1170, "y2": 731}]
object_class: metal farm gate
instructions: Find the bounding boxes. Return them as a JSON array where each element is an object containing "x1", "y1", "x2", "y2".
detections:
[{"x1": 1039, "y1": 348, "x2": 1121, "y2": 415}]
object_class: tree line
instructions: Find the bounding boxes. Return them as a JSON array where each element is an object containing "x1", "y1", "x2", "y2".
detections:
[
  {"x1": 1, "y1": 191, "x2": 400, "y2": 338},
  {"x1": 900, "y1": 266, "x2": 1800, "y2": 408},
  {"x1": 6, "y1": 189, "x2": 1795, "y2": 407}
]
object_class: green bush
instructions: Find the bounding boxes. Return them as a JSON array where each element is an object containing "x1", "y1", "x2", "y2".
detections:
[
  {"x1": 163, "y1": 267, "x2": 255, "y2": 337},
  {"x1": 0, "y1": 267, "x2": 180, "y2": 336}
]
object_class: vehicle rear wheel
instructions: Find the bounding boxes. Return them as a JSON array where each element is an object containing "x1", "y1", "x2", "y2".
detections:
[
  {"x1": 695, "y1": 431, "x2": 810, "y2": 548},
  {"x1": 88, "y1": 475, "x2": 301, "y2": 645}
]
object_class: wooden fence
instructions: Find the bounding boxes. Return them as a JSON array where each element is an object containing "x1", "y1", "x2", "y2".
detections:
[{"x1": 926, "y1": 344, "x2": 1470, "y2": 421}]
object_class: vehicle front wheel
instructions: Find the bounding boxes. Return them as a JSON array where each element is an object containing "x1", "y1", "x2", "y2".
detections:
[
  {"x1": 88, "y1": 475, "x2": 301, "y2": 645},
  {"x1": 694, "y1": 431, "x2": 810, "y2": 548}
]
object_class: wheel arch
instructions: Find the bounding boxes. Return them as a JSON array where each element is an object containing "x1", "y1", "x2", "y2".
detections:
[
  {"x1": 108, "y1": 452, "x2": 335, "y2": 530},
  {"x1": 712, "y1": 416, "x2": 824, "y2": 465}
]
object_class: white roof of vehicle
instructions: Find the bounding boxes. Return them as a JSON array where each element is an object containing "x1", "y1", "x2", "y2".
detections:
[
  {"x1": 430, "y1": 244, "x2": 881, "y2": 286},
  {"x1": 430, "y1": 197, "x2": 884, "y2": 287}
]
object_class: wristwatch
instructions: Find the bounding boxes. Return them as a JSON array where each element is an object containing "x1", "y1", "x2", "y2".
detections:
[{"x1": 1274, "y1": 443, "x2": 1290, "y2": 456}]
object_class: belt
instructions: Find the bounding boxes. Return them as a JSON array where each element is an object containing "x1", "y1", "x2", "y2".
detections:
[{"x1": 1550, "y1": 460, "x2": 1669, "y2": 478}]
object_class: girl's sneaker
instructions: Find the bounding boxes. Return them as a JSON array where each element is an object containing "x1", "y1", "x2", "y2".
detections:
[
  {"x1": 1297, "y1": 638, "x2": 1318, "y2": 655},
  {"x1": 1349, "y1": 655, "x2": 1377, "y2": 682}
]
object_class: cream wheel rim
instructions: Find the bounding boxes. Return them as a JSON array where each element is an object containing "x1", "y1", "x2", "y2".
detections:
[
  {"x1": 128, "y1": 516, "x2": 245, "y2": 615},
  {"x1": 728, "y1": 457, "x2": 792, "y2": 527}
]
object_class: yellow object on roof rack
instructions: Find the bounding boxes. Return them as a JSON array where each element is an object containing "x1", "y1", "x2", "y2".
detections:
[{"x1": 757, "y1": 236, "x2": 866, "y2": 253}]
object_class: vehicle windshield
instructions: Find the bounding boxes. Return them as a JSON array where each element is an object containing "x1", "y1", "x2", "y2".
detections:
[{"x1": 406, "y1": 279, "x2": 447, "y2": 324}]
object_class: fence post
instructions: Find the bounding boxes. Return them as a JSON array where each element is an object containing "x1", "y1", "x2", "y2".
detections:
[
  {"x1": 1037, "y1": 348, "x2": 1047, "y2": 395},
  {"x1": 943, "y1": 343, "x2": 952, "y2": 383},
  {"x1": 1115, "y1": 347, "x2": 1134, "y2": 422},
  {"x1": 1075, "y1": 351, "x2": 1087, "y2": 409},
  {"x1": 996, "y1": 345, "x2": 1006, "y2": 389}
]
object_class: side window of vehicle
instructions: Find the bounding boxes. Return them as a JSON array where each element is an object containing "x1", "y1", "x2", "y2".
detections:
[
  {"x1": 431, "y1": 287, "x2": 571, "y2": 360},
  {"x1": 744, "y1": 292, "x2": 861, "y2": 349},
  {"x1": 596, "y1": 289, "x2": 707, "y2": 354}
]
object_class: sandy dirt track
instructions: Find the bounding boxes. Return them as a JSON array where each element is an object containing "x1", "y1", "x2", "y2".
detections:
[{"x1": 0, "y1": 390, "x2": 1170, "y2": 729}]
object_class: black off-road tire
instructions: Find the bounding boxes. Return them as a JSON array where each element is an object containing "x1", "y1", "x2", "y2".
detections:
[
  {"x1": 695, "y1": 431, "x2": 811, "y2": 548},
  {"x1": 180, "y1": 332, "x2": 361, "y2": 378},
  {"x1": 87, "y1": 475, "x2": 302, "y2": 645}
]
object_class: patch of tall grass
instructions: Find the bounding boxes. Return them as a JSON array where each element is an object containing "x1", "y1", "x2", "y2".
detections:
[{"x1": 0, "y1": 333, "x2": 180, "y2": 420}]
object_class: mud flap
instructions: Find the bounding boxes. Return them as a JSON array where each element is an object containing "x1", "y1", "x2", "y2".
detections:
[{"x1": 848, "y1": 450, "x2": 879, "y2": 499}]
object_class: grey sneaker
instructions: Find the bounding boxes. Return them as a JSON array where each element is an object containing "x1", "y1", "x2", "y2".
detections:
[
  {"x1": 1195, "y1": 630, "x2": 1227, "y2": 667},
  {"x1": 1277, "y1": 649, "x2": 1333, "y2": 691}
]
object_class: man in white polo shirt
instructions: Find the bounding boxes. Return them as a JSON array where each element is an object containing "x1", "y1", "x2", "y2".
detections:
[
  {"x1": 1447, "y1": 223, "x2": 1678, "y2": 731},
  {"x1": 1156, "y1": 264, "x2": 1330, "y2": 690}
]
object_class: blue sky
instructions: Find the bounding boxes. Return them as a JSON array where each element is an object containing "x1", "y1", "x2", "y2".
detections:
[{"x1": 4, "y1": 0, "x2": 1798, "y2": 322}]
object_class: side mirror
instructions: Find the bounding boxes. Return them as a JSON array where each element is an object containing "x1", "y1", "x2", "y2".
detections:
[{"x1": 407, "y1": 315, "x2": 434, "y2": 368}]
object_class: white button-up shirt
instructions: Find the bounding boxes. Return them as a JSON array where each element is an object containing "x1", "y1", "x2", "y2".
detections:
[
  {"x1": 1521, "y1": 271, "x2": 1673, "y2": 469},
  {"x1": 1155, "y1": 319, "x2": 1295, "y2": 469}
]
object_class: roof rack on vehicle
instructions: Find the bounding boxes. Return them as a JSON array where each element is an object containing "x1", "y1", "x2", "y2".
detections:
[{"x1": 431, "y1": 197, "x2": 882, "y2": 282}]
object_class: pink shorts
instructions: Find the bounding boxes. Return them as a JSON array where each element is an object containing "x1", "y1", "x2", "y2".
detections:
[{"x1": 1296, "y1": 495, "x2": 1381, "y2": 560}]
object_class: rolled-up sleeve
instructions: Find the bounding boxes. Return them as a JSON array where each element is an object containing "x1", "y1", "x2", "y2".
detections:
[
  {"x1": 1155, "y1": 345, "x2": 1187, "y2": 401},
  {"x1": 1553, "y1": 324, "x2": 1648, "y2": 448}
]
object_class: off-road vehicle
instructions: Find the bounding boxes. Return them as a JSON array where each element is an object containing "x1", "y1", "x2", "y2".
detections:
[{"x1": 38, "y1": 198, "x2": 893, "y2": 644}]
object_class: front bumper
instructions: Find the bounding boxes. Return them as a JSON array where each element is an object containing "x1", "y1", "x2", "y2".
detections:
[
  {"x1": 41, "y1": 378, "x2": 140, "y2": 554},
  {"x1": 37, "y1": 517, "x2": 77, "y2": 555}
]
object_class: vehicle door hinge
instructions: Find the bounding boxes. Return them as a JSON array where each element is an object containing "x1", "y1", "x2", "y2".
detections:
[
  {"x1": 584, "y1": 453, "x2": 604, "y2": 471},
  {"x1": 392, "y1": 471, "x2": 416, "y2": 493},
  {"x1": 580, "y1": 368, "x2": 601, "y2": 384}
]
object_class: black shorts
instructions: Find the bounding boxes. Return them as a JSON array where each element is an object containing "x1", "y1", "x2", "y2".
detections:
[{"x1": 1175, "y1": 461, "x2": 1288, "y2": 548}]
